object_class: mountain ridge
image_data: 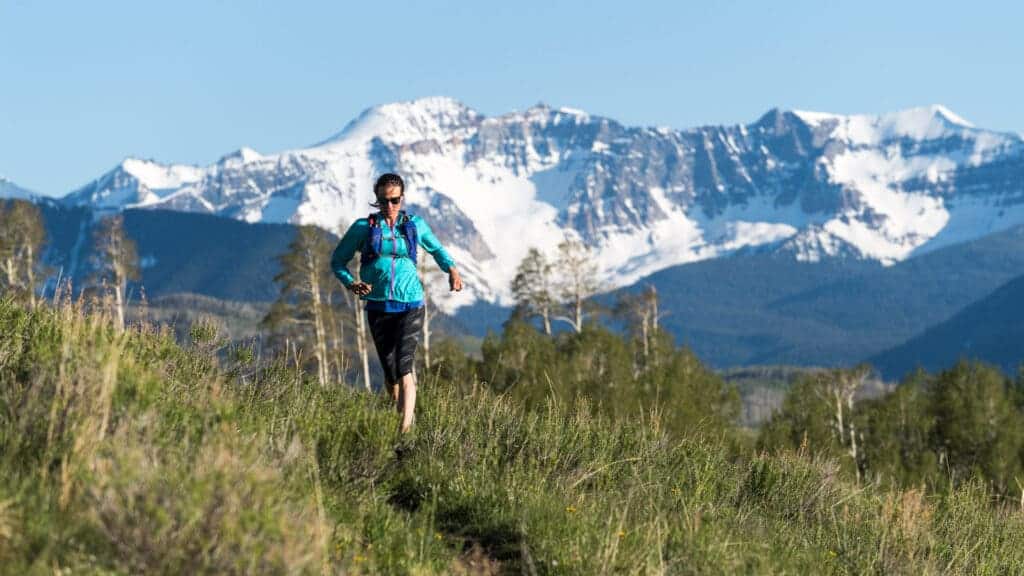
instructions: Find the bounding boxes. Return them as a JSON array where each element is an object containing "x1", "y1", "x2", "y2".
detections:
[
  {"x1": 0, "y1": 177, "x2": 38, "y2": 200},
  {"x1": 59, "y1": 98, "x2": 1024, "y2": 313},
  {"x1": 24, "y1": 200, "x2": 1024, "y2": 370}
]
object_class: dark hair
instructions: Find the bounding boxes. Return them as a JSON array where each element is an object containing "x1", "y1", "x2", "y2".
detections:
[{"x1": 370, "y1": 173, "x2": 405, "y2": 208}]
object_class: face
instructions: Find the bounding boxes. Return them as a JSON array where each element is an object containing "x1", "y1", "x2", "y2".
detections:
[{"x1": 378, "y1": 184, "x2": 403, "y2": 219}]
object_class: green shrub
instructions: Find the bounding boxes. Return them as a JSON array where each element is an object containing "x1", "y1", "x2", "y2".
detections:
[{"x1": 2, "y1": 298, "x2": 1024, "y2": 574}]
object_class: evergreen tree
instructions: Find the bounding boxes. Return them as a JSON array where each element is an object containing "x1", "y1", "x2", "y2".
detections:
[
  {"x1": 479, "y1": 315, "x2": 739, "y2": 439},
  {"x1": 928, "y1": 361, "x2": 1024, "y2": 493},
  {"x1": 855, "y1": 370, "x2": 938, "y2": 487},
  {"x1": 263, "y1": 225, "x2": 339, "y2": 387},
  {"x1": 763, "y1": 360, "x2": 1024, "y2": 494},
  {"x1": 640, "y1": 340, "x2": 741, "y2": 437}
]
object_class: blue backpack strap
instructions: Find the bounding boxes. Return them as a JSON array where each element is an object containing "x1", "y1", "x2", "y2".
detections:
[
  {"x1": 400, "y1": 212, "x2": 418, "y2": 264},
  {"x1": 360, "y1": 213, "x2": 382, "y2": 264}
]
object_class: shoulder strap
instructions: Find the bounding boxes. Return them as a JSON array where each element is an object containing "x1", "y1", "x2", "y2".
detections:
[
  {"x1": 360, "y1": 213, "x2": 383, "y2": 264},
  {"x1": 400, "y1": 212, "x2": 418, "y2": 264}
]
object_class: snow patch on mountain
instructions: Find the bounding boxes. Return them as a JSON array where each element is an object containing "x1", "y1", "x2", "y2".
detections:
[
  {"x1": 821, "y1": 150, "x2": 950, "y2": 263},
  {"x1": 795, "y1": 105, "x2": 981, "y2": 145},
  {"x1": 912, "y1": 195, "x2": 1024, "y2": 257},
  {"x1": 122, "y1": 158, "x2": 203, "y2": 190},
  {"x1": 58, "y1": 98, "x2": 1024, "y2": 312},
  {"x1": 317, "y1": 96, "x2": 480, "y2": 147}
]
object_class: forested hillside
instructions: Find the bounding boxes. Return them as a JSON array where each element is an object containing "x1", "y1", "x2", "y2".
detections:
[
  {"x1": 27, "y1": 200, "x2": 1024, "y2": 370},
  {"x1": 871, "y1": 274, "x2": 1024, "y2": 379}
]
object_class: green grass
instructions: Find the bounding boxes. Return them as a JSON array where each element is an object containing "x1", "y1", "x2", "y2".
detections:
[{"x1": 1, "y1": 297, "x2": 1023, "y2": 574}]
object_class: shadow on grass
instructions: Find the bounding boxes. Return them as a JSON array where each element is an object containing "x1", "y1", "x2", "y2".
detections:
[{"x1": 388, "y1": 474, "x2": 526, "y2": 570}]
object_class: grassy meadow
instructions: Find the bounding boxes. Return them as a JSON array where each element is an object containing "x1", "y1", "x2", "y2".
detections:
[{"x1": 1, "y1": 297, "x2": 1023, "y2": 574}]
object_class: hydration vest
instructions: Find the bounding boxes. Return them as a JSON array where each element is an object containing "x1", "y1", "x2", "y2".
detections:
[{"x1": 360, "y1": 211, "x2": 418, "y2": 265}]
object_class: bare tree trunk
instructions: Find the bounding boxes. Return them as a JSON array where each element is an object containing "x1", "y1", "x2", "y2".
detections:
[
  {"x1": 326, "y1": 291, "x2": 345, "y2": 386},
  {"x1": 820, "y1": 368, "x2": 868, "y2": 484},
  {"x1": 2, "y1": 257, "x2": 15, "y2": 291},
  {"x1": 114, "y1": 274, "x2": 125, "y2": 330},
  {"x1": 355, "y1": 305, "x2": 371, "y2": 391},
  {"x1": 640, "y1": 313, "x2": 650, "y2": 362},
  {"x1": 649, "y1": 286, "x2": 659, "y2": 331},
  {"x1": 422, "y1": 300, "x2": 432, "y2": 370},
  {"x1": 847, "y1": 393, "x2": 860, "y2": 483},
  {"x1": 574, "y1": 293, "x2": 583, "y2": 333},
  {"x1": 834, "y1": 388, "x2": 845, "y2": 446},
  {"x1": 310, "y1": 277, "x2": 329, "y2": 387},
  {"x1": 25, "y1": 245, "x2": 36, "y2": 308},
  {"x1": 541, "y1": 305, "x2": 552, "y2": 336},
  {"x1": 302, "y1": 246, "x2": 330, "y2": 387},
  {"x1": 646, "y1": 286, "x2": 660, "y2": 366}
]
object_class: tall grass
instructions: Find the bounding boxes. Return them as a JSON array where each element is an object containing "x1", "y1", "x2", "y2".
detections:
[{"x1": 1, "y1": 296, "x2": 1023, "y2": 574}]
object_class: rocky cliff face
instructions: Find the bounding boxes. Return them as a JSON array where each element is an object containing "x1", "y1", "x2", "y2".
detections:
[{"x1": 62, "y1": 98, "x2": 1024, "y2": 311}]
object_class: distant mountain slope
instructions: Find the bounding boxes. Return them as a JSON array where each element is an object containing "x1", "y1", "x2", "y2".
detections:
[
  {"x1": 869, "y1": 274, "x2": 1024, "y2": 379},
  {"x1": 124, "y1": 209, "x2": 307, "y2": 302},
  {"x1": 37, "y1": 203, "x2": 298, "y2": 303},
  {"x1": 33, "y1": 203, "x2": 485, "y2": 336},
  {"x1": 58, "y1": 98, "x2": 1024, "y2": 315},
  {"x1": 29, "y1": 202, "x2": 1024, "y2": 370},
  {"x1": 610, "y1": 224, "x2": 1024, "y2": 367}
]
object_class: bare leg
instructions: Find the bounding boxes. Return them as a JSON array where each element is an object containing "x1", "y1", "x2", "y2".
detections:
[{"x1": 398, "y1": 372, "x2": 417, "y2": 434}]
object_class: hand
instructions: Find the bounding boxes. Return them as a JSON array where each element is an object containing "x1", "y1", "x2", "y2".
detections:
[
  {"x1": 448, "y1": 268, "x2": 463, "y2": 292},
  {"x1": 349, "y1": 281, "x2": 372, "y2": 296}
]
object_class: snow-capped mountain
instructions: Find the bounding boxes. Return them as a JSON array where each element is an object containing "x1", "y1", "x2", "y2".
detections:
[
  {"x1": 61, "y1": 98, "x2": 1024, "y2": 311},
  {"x1": 0, "y1": 177, "x2": 37, "y2": 200}
]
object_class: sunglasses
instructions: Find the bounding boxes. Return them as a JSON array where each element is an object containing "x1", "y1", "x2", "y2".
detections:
[{"x1": 381, "y1": 196, "x2": 403, "y2": 206}]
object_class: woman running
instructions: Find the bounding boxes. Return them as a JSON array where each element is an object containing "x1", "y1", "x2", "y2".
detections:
[{"x1": 330, "y1": 173, "x2": 463, "y2": 433}]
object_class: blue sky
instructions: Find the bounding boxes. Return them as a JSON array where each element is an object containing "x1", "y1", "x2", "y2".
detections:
[{"x1": 2, "y1": 0, "x2": 1021, "y2": 196}]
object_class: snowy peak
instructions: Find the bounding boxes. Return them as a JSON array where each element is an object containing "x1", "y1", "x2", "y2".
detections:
[
  {"x1": 120, "y1": 158, "x2": 203, "y2": 190},
  {"x1": 499, "y1": 102, "x2": 597, "y2": 126},
  {"x1": 928, "y1": 104, "x2": 973, "y2": 128},
  {"x1": 217, "y1": 147, "x2": 263, "y2": 167},
  {"x1": 318, "y1": 96, "x2": 481, "y2": 147},
  {"x1": 56, "y1": 99, "x2": 1024, "y2": 312},
  {"x1": 754, "y1": 107, "x2": 804, "y2": 129},
  {"x1": 846, "y1": 105, "x2": 974, "y2": 144},
  {"x1": 791, "y1": 104, "x2": 979, "y2": 145},
  {"x1": 64, "y1": 157, "x2": 204, "y2": 209}
]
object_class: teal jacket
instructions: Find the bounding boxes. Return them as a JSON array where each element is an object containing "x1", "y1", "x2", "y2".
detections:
[{"x1": 330, "y1": 213, "x2": 455, "y2": 309}]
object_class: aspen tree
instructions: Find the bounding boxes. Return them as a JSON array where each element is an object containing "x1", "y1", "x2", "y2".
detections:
[
  {"x1": 511, "y1": 247, "x2": 555, "y2": 335},
  {"x1": 265, "y1": 225, "x2": 335, "y2": 386},
  {"x1": 0, "y1": 199, "x2": 47, "y2": 307},
  {"x1": 91, "y1": 214, "x2": 140, "y2": 329},
  {"x1": 553, "y1": 237, "x2": 599, "y2": 333}
]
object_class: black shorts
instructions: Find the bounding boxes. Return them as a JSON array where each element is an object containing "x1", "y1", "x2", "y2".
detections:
[{"x1": 367, "y1": 306, "x2": 424, "y2": 383}]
